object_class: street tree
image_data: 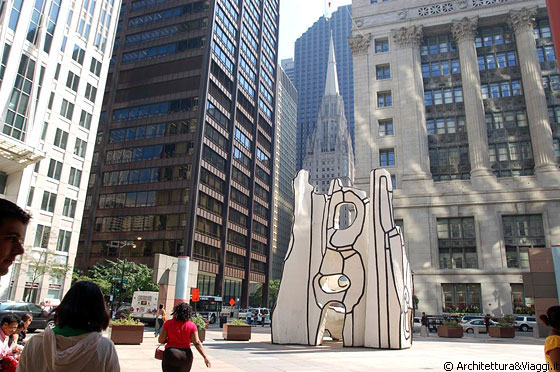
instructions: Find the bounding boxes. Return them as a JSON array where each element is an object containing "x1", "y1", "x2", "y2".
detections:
[
  {"x1": 249, "y1": 279, "x2": 280, "y2": 308},
  {"x1": 73, "y1": 259, "x2": 158, "y2": 300}
]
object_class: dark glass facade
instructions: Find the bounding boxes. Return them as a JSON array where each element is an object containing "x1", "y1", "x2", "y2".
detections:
[
  {"x1": 294, "y1": 5, "x2": 354, "y2": 169},
  {"x1": 79, "y1": 0, "x2": 279, "y2": 307}
]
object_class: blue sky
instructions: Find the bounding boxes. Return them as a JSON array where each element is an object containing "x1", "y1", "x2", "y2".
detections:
[{"x1": 278, "y1": 0, "x2": 352, "y2": 61}]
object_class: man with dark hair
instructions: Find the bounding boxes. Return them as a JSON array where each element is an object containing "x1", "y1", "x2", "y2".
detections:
[
  {"x1": 0, "y1": 314, "x2": 21, "y2": 362},
  {"x1": 0, "y1": 199, "x2": 30, "y2": 276}
]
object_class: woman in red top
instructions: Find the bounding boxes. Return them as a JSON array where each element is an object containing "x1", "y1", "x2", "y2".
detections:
[{"x1": 158, "y1": 303, "x2": 211, "y2": 371}]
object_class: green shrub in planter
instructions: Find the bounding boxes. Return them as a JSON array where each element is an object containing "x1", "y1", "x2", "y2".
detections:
[
  {"x1": 223, "y1": 319, "x2": 251, "y2": 341},
  {"x1": 111, "y1": 315, "x2": 142, "y2": 326},
  {"x1": 190, "y1": 316, "x2": 206, "y2": 331},
  {"x1": 489, "y1": 322, "x2": 515, "y2": 338},
  {"x1": 190, "y1": 316, "x2": 207, "y2": 342},
  {"x1": 110, "y1": 315, "x2": 144, "y2": 344},
  {"x1": 443, "y1": 321, "x2": 459, "y2": 327}
]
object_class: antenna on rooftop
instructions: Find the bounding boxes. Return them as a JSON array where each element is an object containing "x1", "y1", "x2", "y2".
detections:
[{"x1": 324, "y1": 0, "x2": 332, "y2": 18}]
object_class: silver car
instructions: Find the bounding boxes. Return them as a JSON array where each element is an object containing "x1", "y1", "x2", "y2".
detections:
[
  {"x1": 514, "y1": 316, "x2": 536, "y2": 332},
  {"x1": 462, "y1": 319, "x2": 498, "y2": 333}
]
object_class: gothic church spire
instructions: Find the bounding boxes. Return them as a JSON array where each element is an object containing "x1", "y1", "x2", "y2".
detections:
[{"x1": 324, "y1": 33, "x2": 340, "y2": 96}]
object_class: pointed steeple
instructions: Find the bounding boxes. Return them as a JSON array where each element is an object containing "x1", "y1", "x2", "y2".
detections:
[{"x1": 324, "y1": 32, "x2": 340, "y2": 96}]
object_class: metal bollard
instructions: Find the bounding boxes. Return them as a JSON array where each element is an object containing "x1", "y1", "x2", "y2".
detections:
[{"x1": 474, "y1": 327, "x2": 479, "y2": 337}]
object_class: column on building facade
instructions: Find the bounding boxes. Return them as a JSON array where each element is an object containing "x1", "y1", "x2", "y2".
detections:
[
  {"x1": 391, "y1": 25, "x2": 431, "y2": 182},
  {"x1": 451, "y1": 17, "x2": 493, "y2": 179},
  {"x1": 507, "y1": 7, "x2": 558, "y2": 175},
  {"x1": 348, "y1": 33, "x2": 372, "y2": 188}
]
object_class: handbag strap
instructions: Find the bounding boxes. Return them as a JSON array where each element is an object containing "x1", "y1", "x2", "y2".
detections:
[{"x1": 156, "y1": 343, "x2": 165, "y2": 351}]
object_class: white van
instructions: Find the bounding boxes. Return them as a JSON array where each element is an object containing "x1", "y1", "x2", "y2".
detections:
[
  {"x1": 244, "y1": 308, "x2": 271, "y2": 325},
  {"x1": 131, "y1": 291, "x2": 159, "y2": 324}
]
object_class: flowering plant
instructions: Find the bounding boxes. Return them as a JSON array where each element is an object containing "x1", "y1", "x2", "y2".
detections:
[{"x1": 3, "y1": 355, "x2": 18, "y2": 372}]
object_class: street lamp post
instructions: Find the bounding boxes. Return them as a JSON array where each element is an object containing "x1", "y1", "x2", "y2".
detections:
[{"x1": 109, "y1": 237, "x2": 142, "y2": 318}]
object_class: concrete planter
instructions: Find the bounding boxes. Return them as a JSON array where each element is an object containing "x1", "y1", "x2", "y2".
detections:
[
  {"x1": 223, "y1": 324, "x2": 251, "y2": 341},
  {"x1": 489, "y1": 327, "x2": 515, "y2": 338},
  {"x1": 198, "y1": 327, "x2": 206, "y2": 342},
  {"x1": 109, "y1": 324, "x2": 145, "y2": 345},
  {"x1": 437, "y1": 326, "x2": 463, "y2": 338}
]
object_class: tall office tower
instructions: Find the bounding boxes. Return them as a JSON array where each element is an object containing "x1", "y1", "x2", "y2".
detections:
[
  {"x1": 0, "y1": 0, "x2": 120, "y2": 302},
  {"x1": 271, "y1": 65, "x2": 297, "y2": 280},
  {"x1": 303, "y1": 35, "x2": 354, "y2": 195},
  {"x1": 280, "y1": 58, "x2": 294, "y2": 84},
  {"x1": 79, "y1": 0, "x2": 280, "y2": 307},
  {"x1": 351, "y1": 0, "x2": 560, "y2": 315},
  {"x1": 294, "y1": 4, "x2": 354, "y2": 170}
]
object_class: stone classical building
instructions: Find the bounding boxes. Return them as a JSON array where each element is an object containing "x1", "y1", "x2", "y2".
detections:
[
  {"x1": 0, "y1": 0, "x2": 120, "y2": 302},
  {"x1": 350, "y1": 0, "x2": 560, "y2": 315},
  {"x1": 303, "y1": 35, "x2": 354, "y2": 196}
]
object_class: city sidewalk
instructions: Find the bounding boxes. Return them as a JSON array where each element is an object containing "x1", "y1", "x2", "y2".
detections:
[{"x1": 116, "y1": 327, "x2": 547, "y2": 372}]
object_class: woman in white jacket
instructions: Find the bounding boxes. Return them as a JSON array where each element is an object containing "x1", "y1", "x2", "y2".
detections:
[{"x1": 16, "y1": 281, "x2": 120, "y2": 372}]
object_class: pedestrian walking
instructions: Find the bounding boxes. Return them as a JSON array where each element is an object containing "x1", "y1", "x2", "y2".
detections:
[
  {"x1": 257, "y1": 312, "x2": 263, "y2": 327},
  {"x1": 541, "y1": 306, "x2": 560, "y2": 371},
  {"x1": 158, "y1": 302, "x2": 210, "y2": 372},
  {"x1": 17, "y1": 281, "x2": 120, "y2": 372},
  {"x1": 246, "y1": 311, "x2": 252, "y2": 326},
  {"x1": 421, "y1": 312, "x2": 429, "y2": 337},
  {"x1": 484, "y1": 314, "x2": 491, "y2": 334},
  {"x1": 155, "y1": 304, "x2": 167, "y2": 336},
  {"x1": 0, "y1": 199, "x2": 29, "y2": 276}
]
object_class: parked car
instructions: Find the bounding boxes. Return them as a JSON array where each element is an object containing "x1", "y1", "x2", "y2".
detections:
[
  {"x1": 514, "y1": 316, "x2": 536, "y2": 332},
  {"x1": 461, "y1": 315, "x2": 483, "y2": 324},
  {"x1": 426, "y1": 315, "x2": 460, "y2": 332},
  {"x1": 462, "y1": 319, "x2": 498, "y2": 333},
  {"x1": 0, "y1": 301, "x2": 54, "y2": 332},
  {"x1": 238, "y1": 309, "x2": 248, "y2": 320},
  {"x1": 115, "y1": 303, "x2": 133, "y2": 319}
]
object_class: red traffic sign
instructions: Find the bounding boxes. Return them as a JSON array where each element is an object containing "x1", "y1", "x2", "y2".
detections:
[
  {"x1": 229, "y1": 299, "x2": 235, "y2": 306},
  {"x1": 192, "y1": 288, "x2": 200, "y2": 302}
]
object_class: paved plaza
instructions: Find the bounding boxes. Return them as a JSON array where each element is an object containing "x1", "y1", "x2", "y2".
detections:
[{"x1": 115, "y1": 327, "x2": 547, "y2": 372}]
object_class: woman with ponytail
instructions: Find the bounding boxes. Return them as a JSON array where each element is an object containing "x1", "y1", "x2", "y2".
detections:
[{"x1": 541, "y1": 306, "x2": 560, "y2": 371}]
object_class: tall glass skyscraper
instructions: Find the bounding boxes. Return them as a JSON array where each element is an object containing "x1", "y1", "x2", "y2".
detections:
[
  {"x1": 79, "y1": 0, "x2": 280, "y2": 308},
  {"x1": 294, "y1": 5, "x2": 354, "y2": 170},
  {"x1": 272, "y1": 65, "x2": 297, "y2": 280}
]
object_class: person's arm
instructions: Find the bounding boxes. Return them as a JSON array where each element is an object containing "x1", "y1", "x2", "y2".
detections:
[
  {"x1": 158, "y1": 326, "x2": 168, "y2": 344},
  {"x1": 15, "y1": 337, "x2": 32, "y2": 372},
  {"x1": 549, "y1": 348, "x2": 560, "y2": 371},
  {"x1": 191, "y1": 331, "x2": 210, "y2": 368}
]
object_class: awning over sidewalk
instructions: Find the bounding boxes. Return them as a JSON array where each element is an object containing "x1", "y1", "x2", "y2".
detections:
[{"x1": 0, "y1": 133, "x2": 44, "y2": 174}]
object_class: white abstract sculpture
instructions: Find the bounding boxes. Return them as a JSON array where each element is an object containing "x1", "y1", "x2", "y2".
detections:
[{"x1": 272, "y1": 169, "x2": 413, "y2": 349}]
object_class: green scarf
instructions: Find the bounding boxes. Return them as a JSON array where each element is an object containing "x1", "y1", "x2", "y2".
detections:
[{"x1": 52, "y1": 325, "x2": 90, "y2": 337}]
